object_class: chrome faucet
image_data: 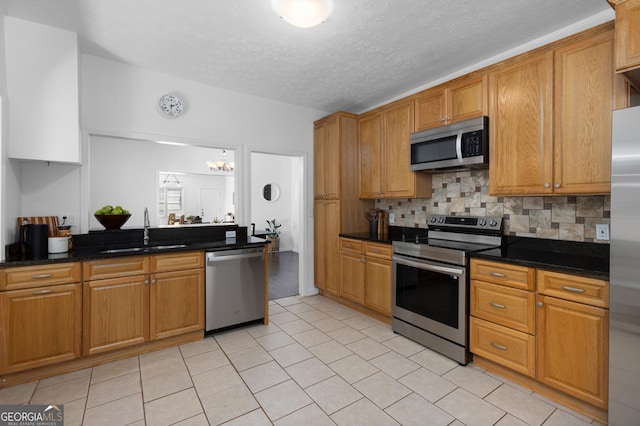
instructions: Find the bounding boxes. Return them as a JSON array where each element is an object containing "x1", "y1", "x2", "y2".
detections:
[{"x1": 143, "y1": 207, "x2": 150, "y2": 245}]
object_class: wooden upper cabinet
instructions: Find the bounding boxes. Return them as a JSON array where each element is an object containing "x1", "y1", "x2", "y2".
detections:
[
  {"x1": 314, "y1": 115, "x2": 341, "y2": 199},
  {"x1": 383, "y1": 100, "x2": 419, "y2": 197},
  {"x1": 414, "y1": 74, "x2": 487, "y2": 132},
  {"x1": 358, "y1": 111, "x2": 384, "y2": 198},
  {"x1": 554, "y1": 30, "x2": 615, "y2": 194},
  {"x1": 358, "y1": 100, "x2": 431, "y2": 199},
  {"x1": 489, "y1": 51, "x2": 554, "y2": 195},
  {"x1": 614, "y1": 0, "x2": 640, "y2": 84}
]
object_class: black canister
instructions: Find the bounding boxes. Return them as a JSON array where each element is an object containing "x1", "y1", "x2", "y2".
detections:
[{"x1": 20, "y1": 223, "x2": 49, "y2": 258}]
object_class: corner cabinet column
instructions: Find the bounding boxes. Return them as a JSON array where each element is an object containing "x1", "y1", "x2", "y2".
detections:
[{"x1": 314, "y1": 112, "x2": 373, "y2": 295}]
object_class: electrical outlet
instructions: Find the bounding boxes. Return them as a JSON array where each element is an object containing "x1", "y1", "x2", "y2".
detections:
[
  {"x1": 596, "y1": 224, "x2": 610, "y2": 241},
  {"x1": 59, "y1": 213, "x2": 77, "y2": 226},
  {"x1": 388, "y1": 213, "x2": 395, "y2": 224}
]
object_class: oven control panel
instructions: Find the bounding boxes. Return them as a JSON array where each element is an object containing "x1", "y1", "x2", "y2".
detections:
[{"x1": 427, "y1": 215, "x2": 502, "y2": 231}]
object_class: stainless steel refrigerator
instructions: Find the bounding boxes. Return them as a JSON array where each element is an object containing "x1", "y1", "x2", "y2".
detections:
[{"x1": 609, "y1": 105, "x2": 640, "y2": 425}]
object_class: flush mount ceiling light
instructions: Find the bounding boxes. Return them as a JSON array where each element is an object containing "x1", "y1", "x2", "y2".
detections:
[{"x1": 271, "y1": 0, "x2": 333, "y2": 28}]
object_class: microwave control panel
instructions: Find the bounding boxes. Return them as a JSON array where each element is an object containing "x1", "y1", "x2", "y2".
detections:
[{"x1": 461, "y1": 130, "x2": 483, "y2": 157}]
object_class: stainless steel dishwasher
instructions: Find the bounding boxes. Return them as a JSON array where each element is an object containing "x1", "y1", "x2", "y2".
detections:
[{"x1": 205, "y1": 247, "x2": 265, "y2": 333}]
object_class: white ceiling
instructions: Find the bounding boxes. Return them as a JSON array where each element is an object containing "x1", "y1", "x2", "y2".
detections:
[{"x1": 0, "y1": 0, "x2": 613, "y2": 113}]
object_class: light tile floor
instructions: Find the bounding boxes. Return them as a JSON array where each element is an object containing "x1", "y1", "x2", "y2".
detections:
[{"x1": 0, "y1": 295, "x2": 605, "y2": 426}]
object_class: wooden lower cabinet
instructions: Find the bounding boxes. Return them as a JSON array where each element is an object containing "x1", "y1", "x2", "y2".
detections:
[
  {"x1": 315, "y1": 200, "x2": 340, "y2": 296},
  {"x1": 150, "y1": 268, "x2": 204, "y2": 340},
  {"x1": 338, "y1": 238, "x2": 392, "y2": 316},
  {"x1": 470, "y1": 258, "x2": 609, "y2": 418},
  {"x1": 0, "y1": 283, "x2": 82, "y2": 374},
  {"x1": 83, "y1": 252, "x2": 204, "y2": 356},
  {"x1": 83, "y1": 275, "x2": 149, "y2": 355},
  {"x1": 364, "y1": 256, "x2": 392, "y2": 316},
  {"x1": 537, "y1": 294, "x2": 608, "y2": 409}
]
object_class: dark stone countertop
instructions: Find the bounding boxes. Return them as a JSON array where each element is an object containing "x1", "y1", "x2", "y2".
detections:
[
  {"x1": 1, "y1": 224, "x2": 268, "y2": 268},
  {"x1": 339, "y1": 226, "x2": 428, "y2": 245},
  {"x1": 341, "y1": 229, "x2": 609, "y2": 280},
  {"x1": 470, "y1": 236, "x2": 610, "y2": 280}
]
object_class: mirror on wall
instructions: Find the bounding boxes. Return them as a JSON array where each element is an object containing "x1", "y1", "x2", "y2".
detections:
[
  {"x1": 262, "y1": 183, "x2": 280, "y2": 202},
  {"x1": 89, "y1": 135, "x2": 235, "y2": 228}
]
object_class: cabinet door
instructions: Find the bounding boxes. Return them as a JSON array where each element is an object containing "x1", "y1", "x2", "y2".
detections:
[
  {"x1": 448, "y1": 74, "x2": 487, "y2": 124},
  {"x1": 83, "y1": 276, "x2": 150, "y2": 355},
  {"x1": 314, "y1": 200, "x2": 340, "y2": 295},
  {"x1": 0, "y1": 283, "x2": 81, "y2": 374},
  {"x1": 314, "y1": 116, "x2": 340, "y2": 199},
  {"x1": 382, "y1": 100, "x2": 415, "y2": 197},
  {"x1": 339, "y1": 251, "x2": 365, "y2": 304},
  {"x1": 615, "y1": 0, "x2": 640, "y2": 73},
  {"x1": 537, "y1": 294, "x2": 608, "y2": 408},
  {"x1": 489, "y1": 51, "x2": 554, "y2": 195},
  {"x1": 364, "y1": 256, "x2": 392, "y2": 316},
  {"x1": 554, "y1": 31, "x2": 614, "y2": 194},
  {"x1": 150, "y1": 269, "x2": 204, "y2": 340},
  {"x1": 414, "y1": 87, "x2": 446, "y2": 131},
  {"x1": 358, "y1": 112, "x2": 383, "y2": 198}
]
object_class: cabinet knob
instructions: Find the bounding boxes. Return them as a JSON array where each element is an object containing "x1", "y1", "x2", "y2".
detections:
[
  {"x1": 144, "y1": 279, "x2": 149, "y2": 285},
  {"x1": 536, "y1": 301, "x2": 543, "y2": 308},
  {"x1": 544, "y1": 183, "x2": 550, "y2": 188},
  {"x1": 554, "y1": 183, "x2": 560, "y2": 189},
  {"x1": 360, "y1": 259, "x2": 366, "y2": 263},
  {"x1": 151, "y1": 279, "x2": 156, "y2": 284},
  {"x1": 440, "y1": 118, "x2": 446, "y2": 122},
  {"x1": 446, "y1": 117, "x2": 451, "y2": 121}
]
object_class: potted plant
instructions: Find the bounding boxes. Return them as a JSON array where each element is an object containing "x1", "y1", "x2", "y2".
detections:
[{"x1": 265, "y1": 218, "x2": 281, "y2": 253}]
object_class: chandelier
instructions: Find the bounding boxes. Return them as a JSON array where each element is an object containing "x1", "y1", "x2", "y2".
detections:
[
  {"x1": 207, "y1": 150, "x2": 234, "y2": 172},
  {"x1": 271, "y1": 0, "x2": 333, "y2": 28}
]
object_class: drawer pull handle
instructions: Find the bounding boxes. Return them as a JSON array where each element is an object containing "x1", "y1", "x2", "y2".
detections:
[
  {"x1": 489, "y1": 272, "x2": 507, "y2": 278},
  {"x1": 560, "y1": 285, "x2": 585, "y2": 294},
  {"x1": 32, "y1": 289, "x2": 53, "y2": 295},
  {"x1": 31, "y1": 273, "x2": 53, "y2": 279},
  {"x1": 489, "y1": 302, "x2": 506, "y2": 309},
  {"x1": 490, "y1": 342, "x2": 508, "y2": 351},
  {"x1": 372, "y1": 249, "x2": 381, "y2": 253},
  {"x1": 345, "y1": 244, "x2": 353, "y2": 248}
]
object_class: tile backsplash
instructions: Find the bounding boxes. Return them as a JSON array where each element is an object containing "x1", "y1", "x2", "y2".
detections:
[{"x1": 375, "y1": 170, "x2": 610, "y2": 243}]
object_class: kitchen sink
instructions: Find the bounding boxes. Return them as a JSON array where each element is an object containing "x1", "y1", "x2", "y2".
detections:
[
  {"x1": 101, "y1": 247, "x2": 146, "y2": 254},
  {"x1": 100, "y1": 244, "x2": 188, "y2": 254},
  {"x1": 149, "y1": 244, "x2": 189, "y2": 250}
]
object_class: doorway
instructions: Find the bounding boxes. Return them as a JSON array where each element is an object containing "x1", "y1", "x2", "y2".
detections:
[{"x1": 250, "y1": 152, "x2": 304, "y2": 300}]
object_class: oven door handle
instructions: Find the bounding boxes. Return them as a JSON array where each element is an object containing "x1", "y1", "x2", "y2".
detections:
[{"x1": 393, "y1": 256, "x2": 464, "y2": 276}]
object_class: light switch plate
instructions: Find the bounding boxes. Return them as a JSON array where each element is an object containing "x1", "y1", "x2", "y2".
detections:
[
  {"x1": 388, "y1": 213, "x2": 395, "y2": 224},
  {"x1": 595, "y1": 224, "x2": 609, "y2": 241}
]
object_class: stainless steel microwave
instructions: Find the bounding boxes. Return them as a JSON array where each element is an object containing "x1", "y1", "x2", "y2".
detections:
[{"x1": 410, "y1": 116, "x2": 488, "y2": 172}]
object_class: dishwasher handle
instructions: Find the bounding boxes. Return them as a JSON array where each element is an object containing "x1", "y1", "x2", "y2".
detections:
[{"x1": 206, "y1": 248, "x2": 264, "y2": 263}]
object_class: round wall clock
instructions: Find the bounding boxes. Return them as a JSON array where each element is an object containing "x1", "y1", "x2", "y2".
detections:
[{"x1": 158, "y1": 94, "x2": 184, "y2": 118}]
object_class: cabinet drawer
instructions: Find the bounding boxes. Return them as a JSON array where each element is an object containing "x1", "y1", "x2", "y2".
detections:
[
  {"x1": 1, "y1": 262, "x2": 81, "y2": 291},
  {"x1": 151, "y1": 251, "x2": 204, "y2": 273},
  {"x1": 365, "y1": 242, "x2": 391, "y2": 259},
  {"x1": 340, "y1": 238, "x2": 364, "y2": 254},
  {"x1": 537, "y1": 270, "x2": 608, "y2": 308},
  {"x1": 470, "y1": 317, "x2": 536, "y2": 378},
  {"x1": 83, "y1": 256, "x2": 149, "y2": 281},
  {"x1": 471, "y1": 280, "x2": 535, "y2": 334},
  {"x1": 470, "y1": 259, "x2": 535, "y2": 290}
]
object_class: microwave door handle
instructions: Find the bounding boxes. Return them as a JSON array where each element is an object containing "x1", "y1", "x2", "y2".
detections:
[{"x1": 455, "y1": 131, "x2": 463, "y2": 161}]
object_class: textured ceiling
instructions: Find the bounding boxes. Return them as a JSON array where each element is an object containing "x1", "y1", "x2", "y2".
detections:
[{"x1": 0, "y1": 0, "x2": 612, "y2": 113}]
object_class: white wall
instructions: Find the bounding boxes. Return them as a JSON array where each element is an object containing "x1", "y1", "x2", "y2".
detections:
[
  {"x1": 9, "y1": 53, "x2": 327, "y2": 295},
  {"x1": 250, "y1": 152, "x2": 302, "y2": 252}
]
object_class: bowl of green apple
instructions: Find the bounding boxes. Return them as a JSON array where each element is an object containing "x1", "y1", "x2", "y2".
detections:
[{"x1": 94, "y1": 205, "x2": 131, "y2": 230}]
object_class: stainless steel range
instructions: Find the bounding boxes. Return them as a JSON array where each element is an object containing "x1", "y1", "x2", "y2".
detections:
[{"x1": 392, "y1": 215, "x2": 503, "y2": 365}]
